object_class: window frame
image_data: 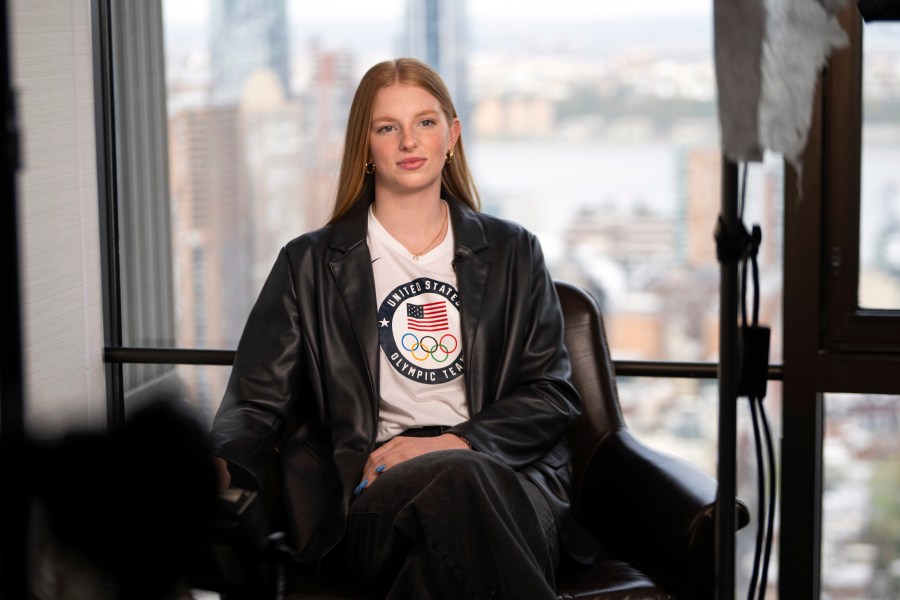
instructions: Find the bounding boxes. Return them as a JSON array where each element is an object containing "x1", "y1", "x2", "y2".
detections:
[
  {"x1": 780, "y1": 6, "x2": 900, "y2": 599},
  {"x1": 93, "y1": 0, "x2": 126, "y2": 427},
  {"x1": 92, "y1": 2, "x2": 793, "y2": 597},
  {"x1": 822, "y1": 11, "x2": 900, "y2": 358},
  {"x1": 96, "y1": 0, "x2": 784, "y2": 416}
]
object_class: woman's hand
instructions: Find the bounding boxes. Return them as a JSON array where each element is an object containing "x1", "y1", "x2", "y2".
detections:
[{"x1": 355, "y1": 433, "x2": 470, "y2": 496}]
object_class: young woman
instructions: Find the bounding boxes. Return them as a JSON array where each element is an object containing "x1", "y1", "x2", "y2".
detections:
[{"x1": 210, "y1": 58, "x2": 596, "y2": 598}]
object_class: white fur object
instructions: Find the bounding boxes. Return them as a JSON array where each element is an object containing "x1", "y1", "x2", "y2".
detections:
[{"x1": 758, "y1": 0, "x2": 849, "y2": 168}]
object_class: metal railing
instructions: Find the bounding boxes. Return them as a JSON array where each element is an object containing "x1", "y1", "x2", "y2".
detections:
[{"x1": 104, "y1": 346, "x2": 784, "y2": 381}]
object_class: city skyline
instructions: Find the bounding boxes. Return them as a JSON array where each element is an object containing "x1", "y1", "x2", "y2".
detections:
[
  {"x1": 163, "y1": 0, "x2": 711, "y2": 25},
  {"x1": 156, "y1": 7, "x2": 899, "y2": 596}
]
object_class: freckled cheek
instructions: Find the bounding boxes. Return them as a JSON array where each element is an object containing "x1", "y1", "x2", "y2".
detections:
[{"x1": 369, "y1": 140, "x2": 389, "y2": 165}]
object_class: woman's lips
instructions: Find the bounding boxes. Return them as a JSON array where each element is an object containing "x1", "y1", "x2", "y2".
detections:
[{"x1": 397, "y1": 157, "x2": 426, "y2": 169}]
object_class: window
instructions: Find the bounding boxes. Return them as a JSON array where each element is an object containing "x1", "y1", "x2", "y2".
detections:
[
  {"x1": 145, "y1": 0, "x2": 785, "y2": 403},
  {"x1": 823, "y1": 393, "x2": 900, "y2": 598},
  {"x1": 859, "y1": 22, "x2": 900, "y2": 310},
  {"x1": 816, "y1": 23, "x2": 900, "y2": 600},
  {"x1": 92, "y1": 0, "x2": 789, "y2": 595},
  {"x1": 780, "y1": 7, "x2": 900, "y2": 597},
  {"x1": 822, "y1": 15, "x2": 900, "y2": 354}
]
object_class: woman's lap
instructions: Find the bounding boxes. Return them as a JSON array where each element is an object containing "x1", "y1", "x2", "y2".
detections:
[{"x1": 335, "y1": 450, "x2": 560, "y2": 599}]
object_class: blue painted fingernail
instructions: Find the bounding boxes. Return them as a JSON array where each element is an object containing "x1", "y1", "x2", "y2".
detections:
[
  {"x1": 354, "y1": 479, "x2": 368, "y2": 496},
  {"x1": 375, "y1": 465, "x2": 386, "y2": 473}
]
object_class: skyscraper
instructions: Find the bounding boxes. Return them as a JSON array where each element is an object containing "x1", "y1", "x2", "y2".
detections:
[
  {"x1": 303, "y1": 47, "x2": 356, "y2": 229},
  {"x1": 209, "y1": 0, "x2": 291, "y2": 105},
  {"x1": 169, "y1": 102, "x2": 251, "y2": 352},
  {"x1": 404, "y1": 0, "x2": 470, "y2": 126}
]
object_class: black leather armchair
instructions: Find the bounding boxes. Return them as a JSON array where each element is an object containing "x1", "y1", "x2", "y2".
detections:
[
  {"x1": 553, "y1": 280, "x2": 749, "y2": 599},
  {"x1": 281, "y1": 281, "x2": 748, "y2": 599}
]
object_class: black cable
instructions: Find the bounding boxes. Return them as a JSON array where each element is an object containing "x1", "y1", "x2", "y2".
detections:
[
  {"x1": 749, "y1": 221, "x2": 773, "y2": 600},
  {"x1": 747, "y1": 395, "x2": 766, "y2": 600},
  {"x1": 738, "y1": 163, "x2": 753, "y2": 328},
  {"x1": 751, "y1": 226, "x2": 762, "y2": 327},
  {"x1": 738, "y1": 161, "x2": 748, "y2": 221},
  {"x1": 737, "y1": 162, "x2": 776, "y2": 600},
  {"x1": 737, "y1": 164, "x2": 759, "y2": 600},
  {"x1": 759, "y1": 397, "x2": 777, "y2": 600}
]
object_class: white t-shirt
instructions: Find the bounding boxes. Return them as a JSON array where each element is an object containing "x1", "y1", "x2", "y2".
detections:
[{"x1": 368, "y1": 203, "x2": 469, "y2": 442}]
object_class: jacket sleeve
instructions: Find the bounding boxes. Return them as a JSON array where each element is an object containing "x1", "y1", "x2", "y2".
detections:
[
  {"x1": 449, "y1": 233, "x2": 581, "y2": 469},
  {"x1": 208, "y1": 247, "x2": 304, "y2": 488}
]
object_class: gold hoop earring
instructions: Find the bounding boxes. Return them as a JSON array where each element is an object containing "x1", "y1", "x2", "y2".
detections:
[
  {"x1": 445, "y1": 148, "x2": 454, "y2": 164},
  {"x1": 365, "y1": 162, "x2": 376, "y2": 174}
]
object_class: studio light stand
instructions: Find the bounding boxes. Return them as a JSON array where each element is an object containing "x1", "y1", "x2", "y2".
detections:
[{"x1": 715, "y1": 159, "x2": 742, "y2": 599}]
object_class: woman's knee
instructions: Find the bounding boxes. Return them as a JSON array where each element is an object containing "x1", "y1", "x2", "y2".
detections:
[{"x1": 412, "y1": 450, "x2": 526, "y2": 503}]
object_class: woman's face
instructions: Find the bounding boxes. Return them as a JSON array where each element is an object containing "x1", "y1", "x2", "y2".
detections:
[{"x1": 368, "y1": 83, "x2": 459, "y2": 200}]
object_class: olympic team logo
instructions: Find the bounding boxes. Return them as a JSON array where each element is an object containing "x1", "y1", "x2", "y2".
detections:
[{"x1": 377, "y1": 277, "x2": 464, "y2": 384}]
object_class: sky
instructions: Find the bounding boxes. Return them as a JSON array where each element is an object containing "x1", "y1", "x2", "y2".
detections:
[{"x1": 163, "y1": 0, "x2": 711, "y2": 25}]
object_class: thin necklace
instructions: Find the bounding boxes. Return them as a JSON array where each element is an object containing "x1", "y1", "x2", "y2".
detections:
[{"x1": 412, "y1": 201, "x2": 448, "y2": 261}]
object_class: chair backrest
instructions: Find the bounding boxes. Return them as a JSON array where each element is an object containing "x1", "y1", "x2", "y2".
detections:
[{"x1": 554, "y1": 281, "x2": 626, "y2": 503}]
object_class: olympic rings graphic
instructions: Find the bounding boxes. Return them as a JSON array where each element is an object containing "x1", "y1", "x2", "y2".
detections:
[{"x1": 401, "y1": 333, "x2": 458, "y2": 363}]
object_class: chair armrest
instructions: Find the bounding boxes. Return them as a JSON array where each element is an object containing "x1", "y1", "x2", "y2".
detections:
[{"x1": 574, "y1": 428, "x2": 749, "y2": 600}]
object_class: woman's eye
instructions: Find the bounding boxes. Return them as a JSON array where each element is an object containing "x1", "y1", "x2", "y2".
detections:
[
  {"x1": 377, "y1": 125, "x2": 396, "y2": 134},
  {"x1": 420, "y1": 119, "x2": 436, "y2": 127}
]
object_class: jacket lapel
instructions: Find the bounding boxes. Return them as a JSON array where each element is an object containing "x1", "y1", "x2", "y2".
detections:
[
  {"x1": 447, "y1": 196, "x2": 491, "y2": 415},
  {"x1": 327, "y1": 200, "x2": 380, "y2": 419}
]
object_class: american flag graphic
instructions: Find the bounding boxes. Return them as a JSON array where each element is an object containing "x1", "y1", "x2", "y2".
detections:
[{"x1": 407, "y1": 301, "x2": 449, "y2": 332}]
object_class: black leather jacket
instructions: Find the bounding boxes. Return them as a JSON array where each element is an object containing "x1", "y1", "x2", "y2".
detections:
[{"x1": 210, "y1": 192, "x2": 594, "y2": 569}]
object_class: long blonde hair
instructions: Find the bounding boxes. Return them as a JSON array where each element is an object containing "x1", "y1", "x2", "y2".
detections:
[{"x1": 329, "y1": 58, "x2": 481, "y2": 223}]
